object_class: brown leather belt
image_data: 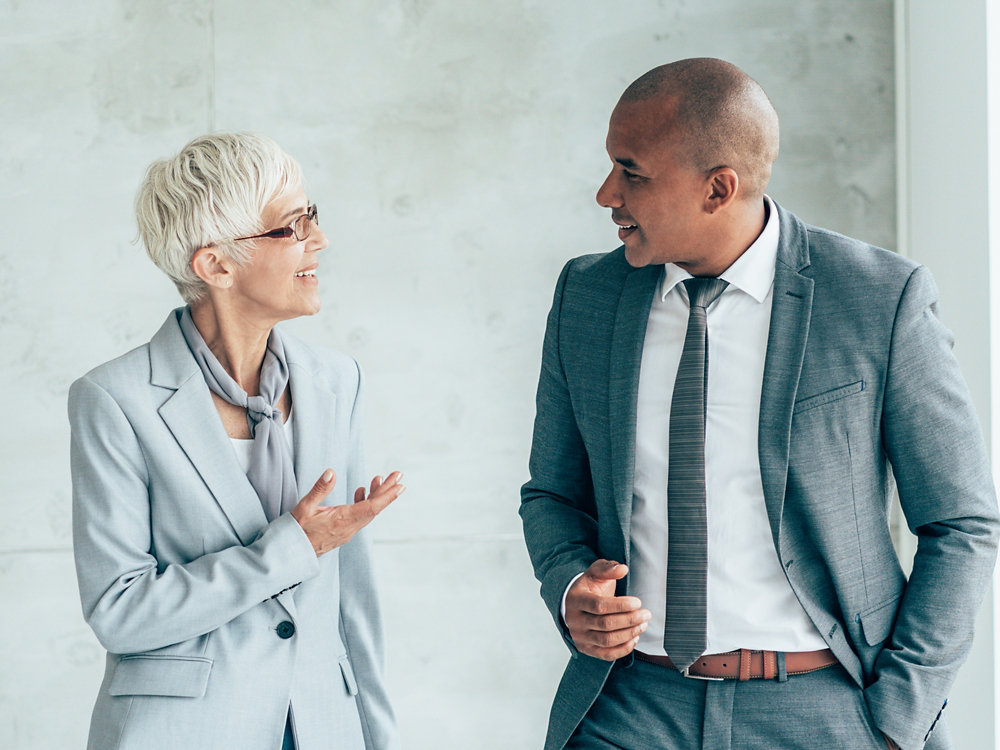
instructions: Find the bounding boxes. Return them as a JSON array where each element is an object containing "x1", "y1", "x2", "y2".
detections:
[{"x1": 634, "y1": 648, "x2": 837, "y2": 681}]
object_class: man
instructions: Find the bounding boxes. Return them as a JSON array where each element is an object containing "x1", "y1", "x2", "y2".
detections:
[{"x1": 520, "y1": 58, "x2": 999, "y2": 750}]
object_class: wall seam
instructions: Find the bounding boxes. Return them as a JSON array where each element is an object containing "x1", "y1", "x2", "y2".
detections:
[
  {"x1": 894, "y1": 0, "x2": 909, "y2": 259},
  {"x1": 208, "y1": 0, "x2": 216, "y2": 131}
]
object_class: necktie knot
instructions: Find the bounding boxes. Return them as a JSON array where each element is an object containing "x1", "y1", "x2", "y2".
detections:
[{"x1": 683, "y1": 277, "x2": 729, "y2": 310}]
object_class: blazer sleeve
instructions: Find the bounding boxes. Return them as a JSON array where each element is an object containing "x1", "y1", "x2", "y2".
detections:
[
  {"x1": 865, "y1": 265, "x2": 1000, "y2": 748},
  {"x1": 335, "y1": 361, "x2": 400, "y2": 750},
  {"x1": 519, "y1": 259, "x2": 601, "y2": 650},
  {"x1": 69, "y1": 375, "x2": 320, "y2": 655}
]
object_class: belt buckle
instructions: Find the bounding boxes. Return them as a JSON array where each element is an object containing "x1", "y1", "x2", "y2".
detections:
[{"x1": 680, "y1": 666, "x2": 724, "y2": 681}]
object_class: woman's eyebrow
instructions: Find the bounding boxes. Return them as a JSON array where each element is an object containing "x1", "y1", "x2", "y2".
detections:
[{"x1": 277, "y1": 205, "x2": 307, "y2": 223}]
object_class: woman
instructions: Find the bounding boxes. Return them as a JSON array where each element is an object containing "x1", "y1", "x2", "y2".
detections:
[{"x1": 68, "y1": 133, "x2": 403, "y2": 750}]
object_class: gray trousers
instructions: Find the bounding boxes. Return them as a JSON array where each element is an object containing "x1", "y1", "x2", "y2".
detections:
[{"x1": 567, "y1": 656, "x2": 951, "y2": 749}]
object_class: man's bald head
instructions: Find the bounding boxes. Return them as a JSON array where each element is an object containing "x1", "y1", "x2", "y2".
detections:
[{"x1": 619, "y1": 58, "x2": 779, "y2": 201}]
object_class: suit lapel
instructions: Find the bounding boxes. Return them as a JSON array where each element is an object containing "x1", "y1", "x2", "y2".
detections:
[
  {"x1": 150, "y1": 309, "x2": 270, "y2": 547},
  {"x1": 758, "y1": 208, "x2": 814, "y2": 545},
  {"x1": 609, "y1": 263, "x2": 662, "y2": 552}
]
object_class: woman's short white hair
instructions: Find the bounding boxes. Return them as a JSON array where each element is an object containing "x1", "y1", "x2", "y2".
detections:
[{"x1": 136, "y1": 132, "x2": 302, "y2": 304}]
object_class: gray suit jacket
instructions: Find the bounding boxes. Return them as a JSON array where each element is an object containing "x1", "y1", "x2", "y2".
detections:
[
  {"x1": 520, "y1": 204, "x2": 1000, "y2": 750},
  {"x1": 69, "y1": 309, "x2": 398, "y2": 750}
]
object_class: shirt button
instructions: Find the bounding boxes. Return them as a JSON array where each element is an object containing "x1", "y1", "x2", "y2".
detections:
[{"x1": 276, "y1": 621, "x2": 296, "y2": 639}]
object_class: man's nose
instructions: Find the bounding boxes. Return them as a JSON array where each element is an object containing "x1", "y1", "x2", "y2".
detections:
[{"x1": 596, "y1": 170, "x2": 623, "y2": 208}]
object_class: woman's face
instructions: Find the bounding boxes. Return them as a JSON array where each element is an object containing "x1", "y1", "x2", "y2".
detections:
[{"x1": 230, "y1": 184, "x2": 328, "y2": 324}]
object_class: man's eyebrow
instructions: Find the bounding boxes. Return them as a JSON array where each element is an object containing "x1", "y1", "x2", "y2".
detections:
[{"x1": 615, "y1": 157, "x2": 641, "y2": 170}]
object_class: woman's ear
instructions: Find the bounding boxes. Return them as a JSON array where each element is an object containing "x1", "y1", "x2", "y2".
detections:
[{"x1": 191, "y1": 246, "x2": 235, "y2": 289}]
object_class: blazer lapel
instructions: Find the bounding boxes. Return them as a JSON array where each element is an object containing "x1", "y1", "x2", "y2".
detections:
[
  {"x1": 758, "y1": 208, "x2": 814, "y2": 545},
  {"x1": 150, "y1": 309, "x2": 269, "y2": 547},
  {"x1": 609, "y1": 263, "x2": 662, "y2": 553},
  {"x1": 284, "y1": 339, "x2": 338, "y2": 501},
  {"x1": 281, "y1": 338, "x2": 338, "y2": 619}
]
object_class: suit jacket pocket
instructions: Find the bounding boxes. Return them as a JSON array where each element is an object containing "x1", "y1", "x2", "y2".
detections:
[
  {"x1": 858, "y1": 595, "x2": 900, "y2": 646},
  {"x1": 339, "y1": 654, "x2": 359, "y2": 696},
  {"x1": 793, "y1": 380, "x2": 865, "y2": 415},
  {"x1": 109, "y1": 655, "x2": 213, "y2": 698}
]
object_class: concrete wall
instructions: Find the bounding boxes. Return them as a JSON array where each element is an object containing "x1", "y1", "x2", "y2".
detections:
[{"x1": 0, "y1": 1, "x2": 896, "y2": 748}]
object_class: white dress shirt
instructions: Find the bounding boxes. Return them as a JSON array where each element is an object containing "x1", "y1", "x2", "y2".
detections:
[{"x1": 626, "y1": 197, "x2": 826, "y2": 656}]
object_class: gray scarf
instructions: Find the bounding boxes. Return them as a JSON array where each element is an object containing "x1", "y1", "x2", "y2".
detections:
[{"x1": 178, "y1": 306, "x2": 299, "y2": 521}]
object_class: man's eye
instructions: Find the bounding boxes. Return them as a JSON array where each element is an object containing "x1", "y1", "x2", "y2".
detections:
[{"x1": 624, "y1": 170, "x2": 644, "y2": 183}]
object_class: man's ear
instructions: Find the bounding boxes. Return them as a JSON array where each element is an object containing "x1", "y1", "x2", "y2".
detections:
[
  {"x1": 191, "y1": 246, "x2": 235, "y2": 289},
  {"x1": 704, "y1": 167, "x2": 740, "y2": 213}
]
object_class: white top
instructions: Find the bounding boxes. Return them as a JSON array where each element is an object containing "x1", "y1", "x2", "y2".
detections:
[
  {"x1": 229, "y1": 409, "x2": 296, "y2": 474},
  {"x1": 629, "y1": 196, "x2": 826, "y2": 655}
]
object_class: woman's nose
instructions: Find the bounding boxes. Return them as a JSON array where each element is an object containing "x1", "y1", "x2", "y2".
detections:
[{"x1": 309, "y1": 226, "x2": 329, "y2": 252}]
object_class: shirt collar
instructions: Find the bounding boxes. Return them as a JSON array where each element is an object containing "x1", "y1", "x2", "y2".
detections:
[{"x1": 660, "y1": 195, "x2": 779, "y2": 304}]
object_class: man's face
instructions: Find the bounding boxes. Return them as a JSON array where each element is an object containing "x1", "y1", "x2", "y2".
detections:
[{"x1": 596, "y1": 98, "x2": 711, "y2": 269}]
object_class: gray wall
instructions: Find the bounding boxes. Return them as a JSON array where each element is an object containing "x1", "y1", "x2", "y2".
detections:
[{"x1": 0, "y1": 1, "x2": 895, "y2": 748}]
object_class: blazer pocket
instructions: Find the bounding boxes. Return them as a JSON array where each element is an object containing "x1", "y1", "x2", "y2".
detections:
[
  {"x1": 793, "y1": 380, "x2": 865, "y2": 415},
  {"x1": 338, "y1": 654, "x2": 359, "y2": 696},
  {"x1": 858, "y1": 595, "x2": 900, "y2": 646},
  {"x1": 109, "y1": 655, "x2": 213, "y2": 698}
]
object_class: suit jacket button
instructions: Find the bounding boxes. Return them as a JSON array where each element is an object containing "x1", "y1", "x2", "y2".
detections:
[{"x1": 276, "y1": 621, "x2": 296, "y2": 639}]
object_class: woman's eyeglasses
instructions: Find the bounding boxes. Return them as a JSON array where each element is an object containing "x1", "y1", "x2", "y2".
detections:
[{"x1": 233, "y1": 204, "x2": 319, "y2": 243}]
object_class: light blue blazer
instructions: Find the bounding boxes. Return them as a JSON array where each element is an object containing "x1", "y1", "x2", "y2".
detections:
[{"x1": 69, "y1": 309, "x2": 398, "y2": 750}]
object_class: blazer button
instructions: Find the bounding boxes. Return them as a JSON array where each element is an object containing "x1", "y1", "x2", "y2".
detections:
[{"x1": 276, "y1": 621, "x2": 296, "y2": 639}]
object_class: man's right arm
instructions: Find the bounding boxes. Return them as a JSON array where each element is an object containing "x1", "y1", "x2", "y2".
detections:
[{"x1": 519, "y1": 261, "x2": 649, "y2": 657}]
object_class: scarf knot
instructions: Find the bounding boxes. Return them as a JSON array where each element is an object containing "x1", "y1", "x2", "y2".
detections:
[{"x1": 246, "y1": 396, "x2": 283, "y2": 432}]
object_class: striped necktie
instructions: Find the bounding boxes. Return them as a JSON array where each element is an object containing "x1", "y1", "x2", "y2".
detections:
[{"x1": 663, "y1": 276, "x2": 729, "y2": 669}]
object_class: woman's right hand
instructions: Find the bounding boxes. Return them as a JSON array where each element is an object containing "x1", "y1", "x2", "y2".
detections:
[{"x1": 291, "y1": 469, "x2": 405, "y2": 556}]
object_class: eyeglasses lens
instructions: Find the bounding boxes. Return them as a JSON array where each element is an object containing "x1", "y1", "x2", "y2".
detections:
[{"x1": 294, "y1": 205, "x2": 318, "y2": 241}]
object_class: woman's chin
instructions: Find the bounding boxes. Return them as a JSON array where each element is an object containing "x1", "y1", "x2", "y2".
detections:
[{"x1": 303, "y1": 293, "x2": 322, "y2": 316}]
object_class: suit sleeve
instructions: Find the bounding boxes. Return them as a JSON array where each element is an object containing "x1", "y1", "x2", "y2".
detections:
[
  {"x1": 520, "y1": 260, "x2": 601, "y2": 650},
  {"x1": 866, "y1": 265, "x2": 1000, "y2": 748},
  {"x1": 69, "y1": 375, "x2": 320, "y2": 655},
  {"x1": 336, "y1": 361, "x2": 400, "y2": 750}
]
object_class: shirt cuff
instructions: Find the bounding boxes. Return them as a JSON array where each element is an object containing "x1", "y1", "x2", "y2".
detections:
[{"x1": 560, "y1": 572, "x2": 586, "y2": 623}]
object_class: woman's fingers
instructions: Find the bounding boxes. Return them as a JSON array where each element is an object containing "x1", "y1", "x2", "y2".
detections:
[
  {"x1": 359, "y1": 471, "x2": 402, "y2": 502},
  {"x1": 352, "y1": 475, "x2": 404, "y2": 516},
  {"x1": 368, "y1": 478, "x2": 405, "y2": 514},
  {"x1": 291, "y1": 469, "x2": 336, "y2": 522}
]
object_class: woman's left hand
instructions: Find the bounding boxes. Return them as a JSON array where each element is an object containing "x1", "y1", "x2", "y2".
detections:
[{"x1": 291, "y1": 469, "x2": 405, "y2": 556}]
